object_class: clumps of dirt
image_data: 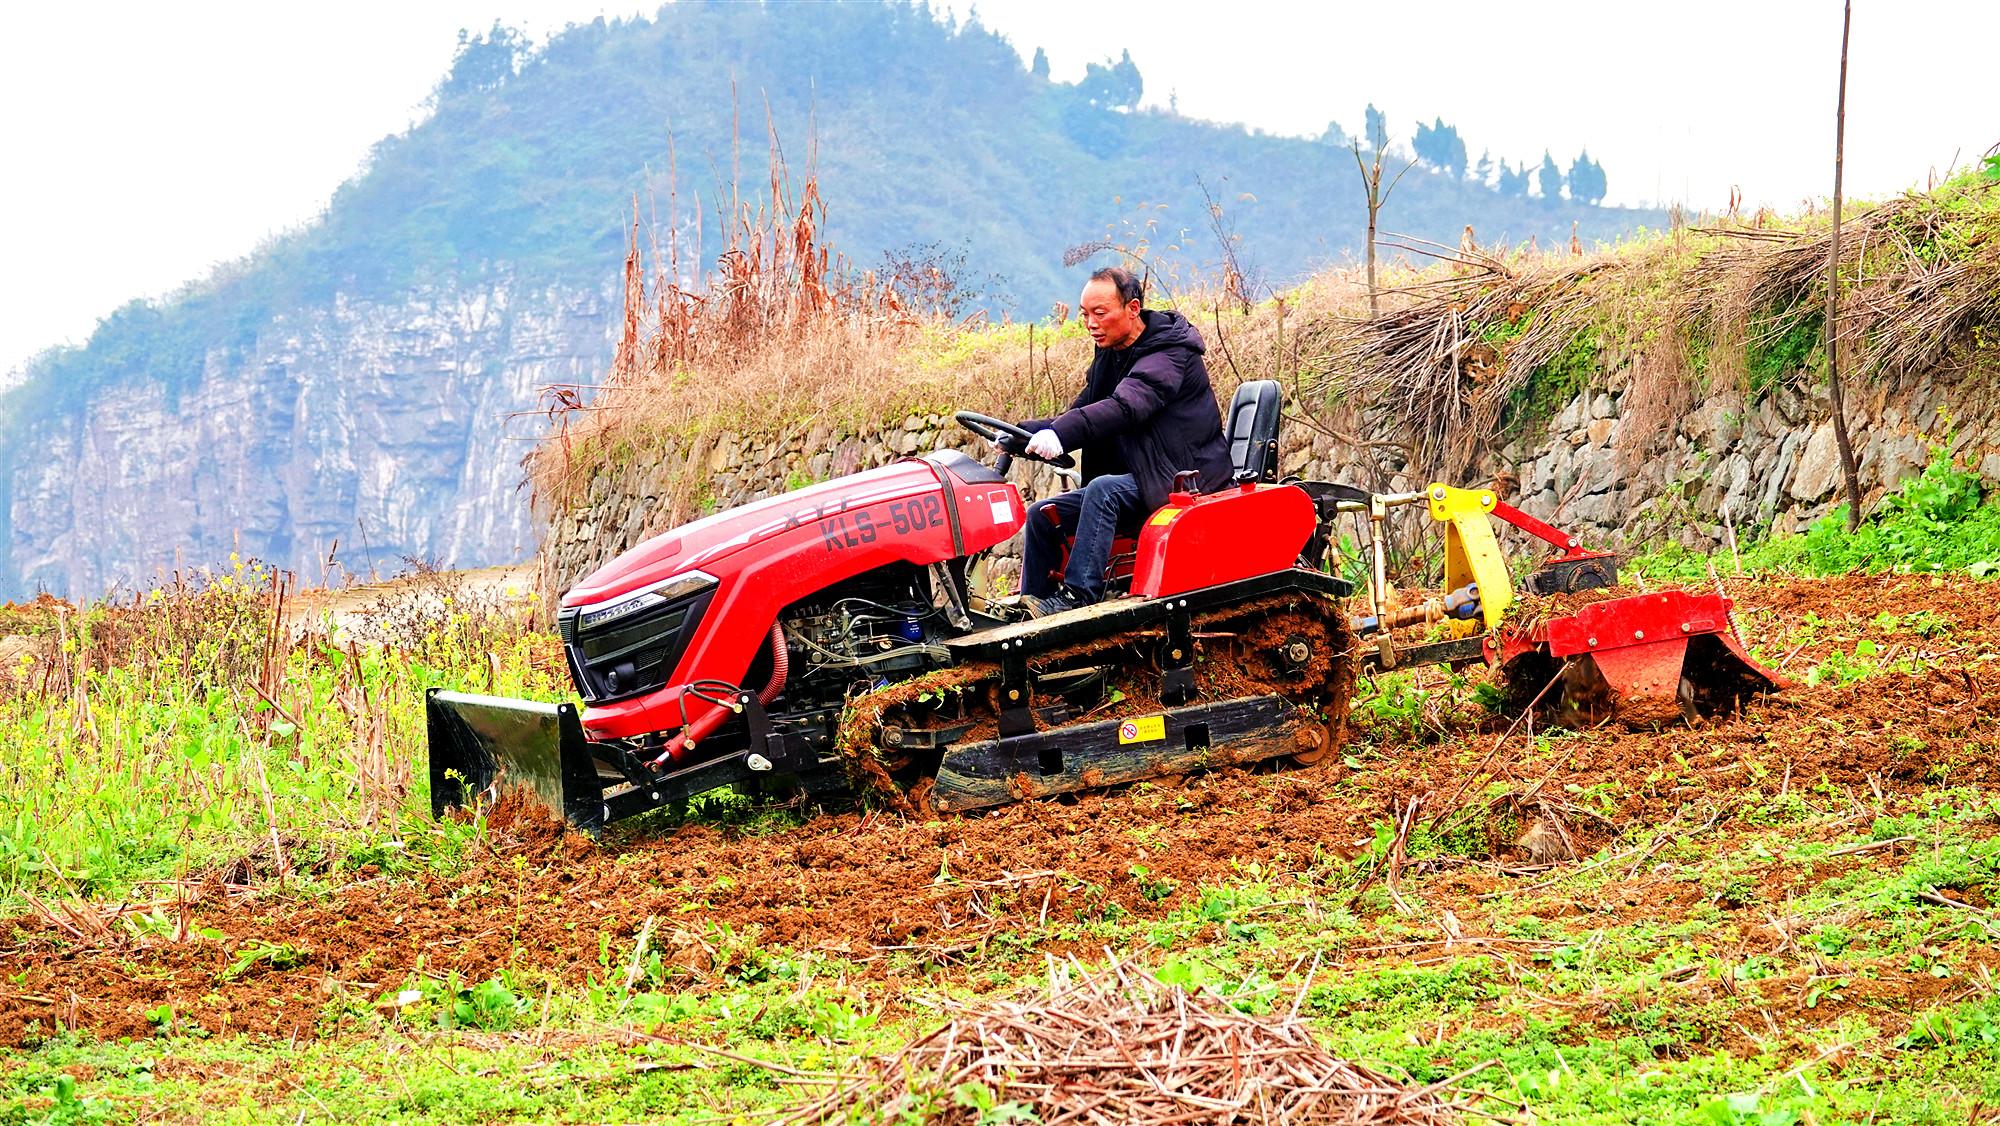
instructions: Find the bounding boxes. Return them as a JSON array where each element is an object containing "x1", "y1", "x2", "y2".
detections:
[
  {"x1": 1500, "y1": 583, "x2": 1633, "y2": 633},
  {"x1": 835, "y1": 663, "x2": 995, "y2": 809},
  {"x1": 784, "y1": 957, "x2": 1472, "y2": 1124},
  {"x1": 477, "y1": 785, "x2": 597, "y2": 862}
]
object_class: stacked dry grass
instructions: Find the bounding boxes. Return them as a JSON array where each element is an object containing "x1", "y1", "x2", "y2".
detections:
[
  {"x1": 1305, "y1": 179, "x2": 2000, "y2": 483},
  {"x1": 777, "y1": 956, "x2": 1480, "y2": 1124}
]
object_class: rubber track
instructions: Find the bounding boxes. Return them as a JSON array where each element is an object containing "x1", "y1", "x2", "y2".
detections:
[{"x1": 831, "y1": 592, "x2": 1355, "y2": 813}]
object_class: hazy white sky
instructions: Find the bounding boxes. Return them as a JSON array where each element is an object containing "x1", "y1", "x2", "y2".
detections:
[{"x1": 3, "y1": 0, "x2": 1993, "y2": 381}]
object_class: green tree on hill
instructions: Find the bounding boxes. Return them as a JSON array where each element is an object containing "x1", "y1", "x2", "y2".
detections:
[
  {"x1": 1413, "y1": 117, "x2": 1467, "y2": 178},
  {"x1": 1567, "y1": 150, "x2": 1608, "y2": 204},
  {"x1": 1364, "y1": 103, "x2": 1388, "y2": 153},
  {"x1": 441, "y1": 22, "x2": 526, "y2": 97},
  {"x1": 1537, "y1": 150, "x2": 1565, "y2": 199},
  {"x1": 1079, "y1": 49, "x2": 1142, "y2": 109}
]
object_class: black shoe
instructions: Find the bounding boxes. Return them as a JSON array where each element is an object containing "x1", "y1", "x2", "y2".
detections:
[{"x1": 1024, "y1": 585, "x2": 1093, "y2": 619}]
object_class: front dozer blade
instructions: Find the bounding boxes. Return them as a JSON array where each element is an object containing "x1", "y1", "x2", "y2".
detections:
[
  {"x1": 427, "y1": 688, "x2": 606, "y2": 832},
  {"x1": 1507, "y1": 589, "x2": 1790, "y2": 727}
]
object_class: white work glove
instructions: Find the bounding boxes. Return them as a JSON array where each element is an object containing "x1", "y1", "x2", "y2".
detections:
[{"x1": 1025, "y1": 429, "x2": 1064, "y2": 460}]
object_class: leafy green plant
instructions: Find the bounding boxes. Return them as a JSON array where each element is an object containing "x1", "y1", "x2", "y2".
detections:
[
  {"x1": 1128, "y1": 864, "x2": 1178, "y2": 902},
  {"x1": 445, "y1": 974, "x2": 530, "y2": 1032},
  {"x1": 1352, "y1": 672, "x2": 1428, "y2": 741},
  {"x1": 1692, "y1": 1091, "x2": 1800, "y2": 1125},
  {"x1": 1803, "y1": 640, "x2": 1878, "y2": 687},
  {"x1": 1898, "y1": 997, "x2": 2000, "y2": 1049},
  {"x1": 1704, "y1": 871, "x2": 1759, "y2": 909},
  {"x1": 30, "y1": 1073, "x2": 110, "y2": 1125},
  {"x1": 221, "y1": 939, "x2": 307, "y2": 981},
  {"x1": 951, "y1": 1080, "x2": 1038, "y2": 1124},
  {"x1": 1504, "y1": 325, "x2": 1602, "y2": 433},
  {"x1": 1630, "y1": 446, "x2": 2000, "y2": 581},
  {"x1": 802, "y1": 997, "x2": 878, "y2": 1042},
  {"x1": 1745, "y1": 309, "x2": 1822, "y2": 392}
]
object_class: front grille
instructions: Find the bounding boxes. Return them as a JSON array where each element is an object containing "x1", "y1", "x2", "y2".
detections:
[{"x1": 559, "y1": 590, "x2": 714, "y2": 704}]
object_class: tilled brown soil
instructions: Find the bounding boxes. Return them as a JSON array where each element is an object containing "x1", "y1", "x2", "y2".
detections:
[{"x1": 6, "y1": 572, "x2": 1999, "y2": 1046}]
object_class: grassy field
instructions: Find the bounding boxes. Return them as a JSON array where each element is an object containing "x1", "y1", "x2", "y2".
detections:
[{"x1": 12, "y1": 463, "x2": 2000, "y2": 1123}]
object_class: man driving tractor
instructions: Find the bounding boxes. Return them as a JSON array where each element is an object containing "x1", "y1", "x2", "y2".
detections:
[{"x1": 1006, "y1": 266, "x2": 1235, "y2": 616}]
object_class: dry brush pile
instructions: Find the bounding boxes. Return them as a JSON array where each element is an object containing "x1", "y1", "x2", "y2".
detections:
[
  {"x1": 1302, "y1": 178, "x2": 2000, "y2": 484},
  {"x1": 777, "y1": 957, "x2": 1481, "y2": 1125}
]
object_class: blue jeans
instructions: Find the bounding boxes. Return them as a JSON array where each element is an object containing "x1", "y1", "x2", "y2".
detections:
[{"x1": 1020, "y1": 474, "x2": 1142, "y2": 602}]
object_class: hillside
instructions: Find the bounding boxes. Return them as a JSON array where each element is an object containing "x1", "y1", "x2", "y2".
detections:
[{"x1": 0, "y1": 0, "x2": 1662, "y2": 600}]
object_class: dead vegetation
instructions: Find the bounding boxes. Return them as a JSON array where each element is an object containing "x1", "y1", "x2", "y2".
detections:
[
  {"x1": 524, "y1": 133, "x2": 1044, "y2": 524},
  {"x1": 519, "y1": 128, "x2": 1426, "y2": 531},
  {"x1": 778, "y1": 956, "x2": 1478, "y2": 1124},
  {"x1": 1304, "y1": 178, "x2": 2000, "y2": 483}
]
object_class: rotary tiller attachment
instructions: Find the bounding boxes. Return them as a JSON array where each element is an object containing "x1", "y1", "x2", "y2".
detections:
[{"x1": 1497, "y1": 589, "x2": 1790, "y2": 727}]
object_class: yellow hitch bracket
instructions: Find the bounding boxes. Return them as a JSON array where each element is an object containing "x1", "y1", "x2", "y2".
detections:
[{"x1": 1425, "y1": 484, "x2": 1513, "y2": 631}]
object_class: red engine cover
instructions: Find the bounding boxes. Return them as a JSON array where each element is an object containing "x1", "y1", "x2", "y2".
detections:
[
  {"x1": 1128, "y1": 483, "x2": 1316, "y2": 599},
  {"x1": 565, "y1": 455, "x2": 1026, "y2": 741}
]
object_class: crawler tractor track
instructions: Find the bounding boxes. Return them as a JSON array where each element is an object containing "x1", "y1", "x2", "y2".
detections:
[{"x1": 832, "y1": 590, "x2": 1357, "y2": 814}]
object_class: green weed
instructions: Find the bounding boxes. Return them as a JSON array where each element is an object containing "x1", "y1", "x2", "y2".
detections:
[{"x1": 1631, "y1": 446, "x2": 2000, "y2": 581}]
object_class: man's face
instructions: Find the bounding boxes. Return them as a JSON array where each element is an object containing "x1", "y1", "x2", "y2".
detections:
[{"x1": 1079, "y1": 280, "x2": 1143, "y2": 350}]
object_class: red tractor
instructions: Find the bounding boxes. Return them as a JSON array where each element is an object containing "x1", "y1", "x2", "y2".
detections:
[{"x1": 428, "y1": 382, "x2": 1785, "y2": 832}]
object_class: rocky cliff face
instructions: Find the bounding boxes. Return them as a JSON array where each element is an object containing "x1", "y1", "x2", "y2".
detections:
[{"x1": 3, "y1": 282, "x2": 614, "y2": 599}]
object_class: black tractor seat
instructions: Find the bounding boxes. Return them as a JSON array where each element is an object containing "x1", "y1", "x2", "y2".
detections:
[{"x1": 1225, "y1": 379, "x2": 1282, "y2": 483}]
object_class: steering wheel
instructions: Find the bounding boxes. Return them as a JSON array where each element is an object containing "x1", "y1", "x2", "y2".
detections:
[{"x1": 953, "y1": 411, "x2": 1077, "y2": 471}]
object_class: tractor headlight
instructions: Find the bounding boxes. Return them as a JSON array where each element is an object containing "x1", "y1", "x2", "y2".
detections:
[{"x1": 577, "y1": 570, "x2": 717, "y2": 632}]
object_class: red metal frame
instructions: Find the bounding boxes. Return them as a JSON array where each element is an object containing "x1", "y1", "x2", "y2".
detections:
[
  {"x1": 1492, "y1": 500, "x2": 1607, "y2": 561},
  {"x1": 1129, "y1": 483, "x2": 1316, "y2": 599},
  {"x1": 566, "y1": 458, "x2": 1026, "y2": 741},
  {"x1": 1489, "y1": 588, "x2": 1791, "y2": 709}
]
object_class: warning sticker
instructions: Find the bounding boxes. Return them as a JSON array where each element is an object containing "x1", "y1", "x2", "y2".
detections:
[
  {"x1": 1117, "y1": 715, "x2": 1167, "y2": 745},
  {"x1": 1147, "y1": 507, "x2": 1182, "y2": 526},
  {"x1": 987, "y1": 489, "x2": 1015, "y2": 525}
]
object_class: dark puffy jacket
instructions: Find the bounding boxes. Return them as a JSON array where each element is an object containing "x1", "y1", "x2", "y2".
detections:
[{"x1": 1024, "y1": 309, "x2": 1235, "y2": 513}]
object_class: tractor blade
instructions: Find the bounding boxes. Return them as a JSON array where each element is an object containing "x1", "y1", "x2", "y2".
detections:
[
  {"x1": 1578, "y1": 640, "x2": 1692, "y2": 726},
  {"x1": 1520, "y1": 589, "x2": 1789, "y2": 726},
  {"x1": 426, "y1": 689, "x2": 605, "y2": 832}
]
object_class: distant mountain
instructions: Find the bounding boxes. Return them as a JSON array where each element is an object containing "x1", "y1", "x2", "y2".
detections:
[{"x1": 0, "y1": 0, "x2": 1664, "y2": 599}]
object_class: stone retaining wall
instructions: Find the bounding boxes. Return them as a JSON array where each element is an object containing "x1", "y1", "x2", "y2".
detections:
[{"x1": 542, "y1": 364, "x2": 2000, "y2": 592}]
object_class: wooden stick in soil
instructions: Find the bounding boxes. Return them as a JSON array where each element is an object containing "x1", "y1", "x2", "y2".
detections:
[
  {"x1": 1428, "y1": 660, "x2": 1571, "y2": 831},
  {"x1": 1825, "y1": 0, "x2": 1864, "y2": 531}
]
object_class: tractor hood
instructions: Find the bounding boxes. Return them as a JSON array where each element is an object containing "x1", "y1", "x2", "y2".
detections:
[{"x1": 563, "y1": 459, "x2": 951, "y2": 610}]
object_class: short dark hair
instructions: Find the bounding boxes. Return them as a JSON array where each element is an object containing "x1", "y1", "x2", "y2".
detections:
[{"x1": 1088, "y1": 266, "x2": 1143, "y2": 307}]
